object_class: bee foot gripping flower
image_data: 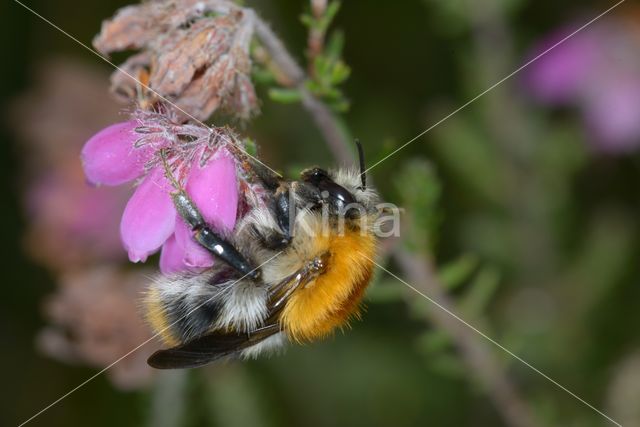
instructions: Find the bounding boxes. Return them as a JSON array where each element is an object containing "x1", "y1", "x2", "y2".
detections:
[{"x1": 81, "y1": 110, "x2": 240, "y2": 274}]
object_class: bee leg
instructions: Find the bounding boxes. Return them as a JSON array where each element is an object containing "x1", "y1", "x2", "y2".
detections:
[
  {"x1": 159, "y1": 149, "x2": 260, "y2": 280},
  {"x1": 251, "y1": 160, "x2": 282, "y2": 191},
  {"x1": 172, "y1": 191, "x2": 261, "y2": 280},
  {"x1": 274, "y1": 188, "x2": 294, "y2": 241},
  {"x1": 254, "y1": 187, "x2": 294, "y2": 250},
  {"x1": 230, "y1": 144, "x2": 281, "y2": 191}
]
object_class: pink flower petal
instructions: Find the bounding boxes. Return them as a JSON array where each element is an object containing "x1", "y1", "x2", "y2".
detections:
[
  {"x1": 81, "y1": 120, "x2": 154, "y2": 186},
  {"x1": 188, "y1": 149, "x2": 238, "y2": 231},
  {"x1": 174, "y1": 149, "x2": 239, "y2": 268},
  {"x1": 159, "y1": 235, "x2": 189, "y2": 275},
  {"x1": 524, "y1": 27, "x2": 600, "y2": 104},
  {"x1": 583, "y1": 80, "x2": 640, "y2": 153},
  {"x1": 120, "y1": 168, "x2": 176, "y2": 262},
  {"x1": 174, "y1": 219, "x2": 214, "y2": 268}
]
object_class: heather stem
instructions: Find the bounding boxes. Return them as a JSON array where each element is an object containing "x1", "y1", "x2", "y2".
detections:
[
  {"x1": 252, "y1": 13, "x2": 354, "y2": 164},
  {"x1": 394, "y1": 249, "x2": 539, "y2": 427},
  {"x1": 306, "y1": 0, "x2": 327, "y2": 76}
]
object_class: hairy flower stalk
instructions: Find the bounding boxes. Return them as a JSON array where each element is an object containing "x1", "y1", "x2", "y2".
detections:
[
  {"x1": 94, "y1": 0, "x2": 258, "y2": 121},
  {"x1": 81, "y1": 108, "x2": 265, "y2": 274}
]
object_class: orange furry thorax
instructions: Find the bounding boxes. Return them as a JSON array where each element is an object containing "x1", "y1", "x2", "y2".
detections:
[{"x1": 280, "y1": 228, "x2": 376, "y2": 342}]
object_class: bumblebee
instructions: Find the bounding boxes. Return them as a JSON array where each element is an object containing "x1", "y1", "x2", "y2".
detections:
[{"x1": 145, "y1": 143, "x2": 382, "y2": 368}]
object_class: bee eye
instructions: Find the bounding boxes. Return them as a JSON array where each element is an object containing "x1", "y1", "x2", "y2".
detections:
[
  {"x1": 306, "y1": 168, "x2": 328, "y2": 181},
  {"x1": 301, "y1": 167, "x2": 356, "y2": 208},
  {"x1": 320, "y1": 182, "x2": 356, "y2": 206}
]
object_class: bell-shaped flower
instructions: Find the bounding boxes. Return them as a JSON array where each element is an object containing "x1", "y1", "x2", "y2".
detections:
[
  {"x1": 81, "y1": 120, "x2": 155, "y2": 186},
  {"x1": 81, "y1": 116, "x2": 240, "y2": 274}
]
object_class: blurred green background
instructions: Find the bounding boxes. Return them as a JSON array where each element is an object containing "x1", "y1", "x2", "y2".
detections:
[{"x1": 2, "y1": 1, "x2": 640, "y2": 426}]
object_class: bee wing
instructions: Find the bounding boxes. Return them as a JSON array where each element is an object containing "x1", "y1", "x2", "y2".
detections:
[{"x1": 147, "y1": 324, "x2": 279, "y2": 369}]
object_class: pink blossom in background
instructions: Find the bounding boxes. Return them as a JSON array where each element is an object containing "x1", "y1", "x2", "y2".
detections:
[
  {"x1": 25, "y1": 161, "x2": 129, "y2": 270},
  {"x1": 11, "y1": 59, "x2": 131, "y2": 270},
  {"x1": 38, "y1": 267, "x2": 158, "y2": 390},
  {"x1": 12, "y1": 60, "x2": 174, "y2": 382},
  {"x1": 81, "y1": 116, "x2": 240, "y2": 274},
  {"x1": 524, "y1": 18, "x2": 640, "y2": 153}
]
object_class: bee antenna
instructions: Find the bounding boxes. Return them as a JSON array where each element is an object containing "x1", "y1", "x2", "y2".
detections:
[{"x1": 355, "y1": 139, "x2": 366, "y2": 189}]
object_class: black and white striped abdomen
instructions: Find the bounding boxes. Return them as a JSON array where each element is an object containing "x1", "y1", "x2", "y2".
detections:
[{"x1": 144, "y1": 268, "x2": 270, "y2": 346}]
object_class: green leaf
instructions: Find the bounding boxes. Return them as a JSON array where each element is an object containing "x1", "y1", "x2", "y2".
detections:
[
  {"x1": 366, "y1": 280, "x2": 405, "y2": 303},
  {"x1": 268, "y1": 88, "x2": 302, "y2": 104},
  {"x1": 322, "y1": 1, "x2": 342, "y2": 30},
  {"x1": 428, "y1": 353, "x2": 465, "y2": 378},
  {"x1": 320, "y1": 86, "x2": 342, "y2": 100},
  {"x1": 568, "y1": 213, "x2": 636, "y2": 310},
  {"x1": 242, "y1": 138, "x2": 258, "y2": 157},
  {"x1": 416, "y1": 330, "x2": 452, "y2": 354},
  {"x1": 300, "y1": 13, "x2": 314, "y2": 28},
  {"x1": 300, "y1": 1, "x2": 341, "y2": 32},
  {"x1": 394, "y1": 159, "x2": 443, "y2": 251},
  {"x1": 325, "y1": 30, "x2": 345, "y2": 60},
  {"x1": 304, "y1": 79, "x2": 322, "y2": 94},
  {"x1": 431, "y1": 115, "x2": 505, "y2": 205},
  {"x1": 438, "y1": 254, "x2": 480, "y2": 291},
  {"x1": 459, "y1": 265, "x2": 501, "y2": 315},
  {"x1": 313, "y1": 56, "x2": 331, "y2": 82},
  {"x1": 330, "y1": 61, "x2": 351, "y2": 84},
  {"x1": 407, "y1": 294, "x2": 432, "y2": 319},
  {"x1": 251, "y1": 67, "x2": 276, "y2": 85}
]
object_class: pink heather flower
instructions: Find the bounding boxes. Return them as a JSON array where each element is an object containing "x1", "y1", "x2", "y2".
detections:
[
  {"x1": 524, "y1": 18, "x2": 640, "y2": 153},
  {"x1": 25, "y1": 162, "x2": 130, "y2": 270},
  {"x1": 81, "y1": 112, "x2": 239, "y2": 274},
  {"x1": 81, "y1": 121, "x2": 154, "y2": 186},
  {"x1": 11, "y1": 59, "x2": 131, "y2": 270}
]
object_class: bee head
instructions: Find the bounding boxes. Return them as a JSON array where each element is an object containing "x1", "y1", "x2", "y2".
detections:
[
  {"x1": 300, "y1": 167, "x2": 357, "y2": 211},
  {"x1": 297, "y1": 144, "x2": 379, "y2": 223}
]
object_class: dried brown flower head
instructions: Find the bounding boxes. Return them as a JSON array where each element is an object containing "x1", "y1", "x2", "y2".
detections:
[
  {"x1": 37, "y1": 267, "x2": 159, "y2": 390},
  {"x1": 94, "y1": 0, "x2": 258, "y2": 121}
]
